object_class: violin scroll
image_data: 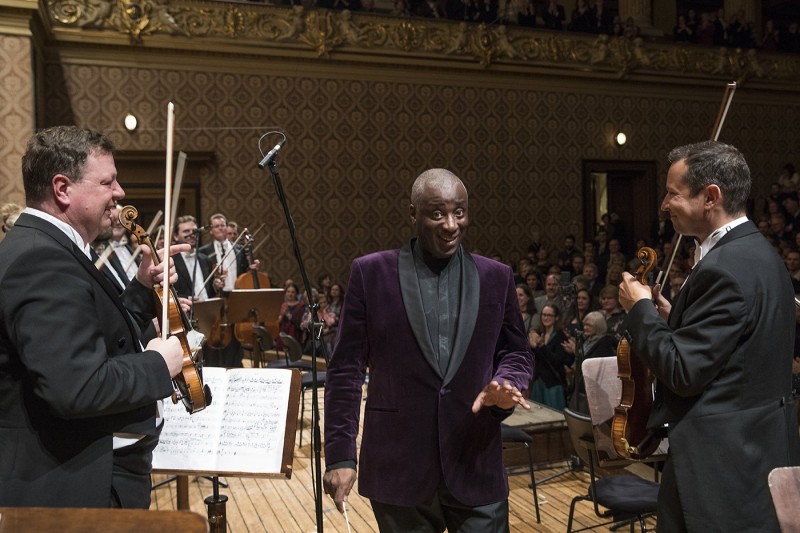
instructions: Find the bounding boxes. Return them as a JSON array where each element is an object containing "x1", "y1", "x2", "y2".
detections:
[{"x1": 118, "y1": 205, "x2": 211, "y2": 414}]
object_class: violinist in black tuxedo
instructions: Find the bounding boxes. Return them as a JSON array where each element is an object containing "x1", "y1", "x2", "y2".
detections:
[
  {"x1": 172, "y1": 215, "x2": 218, "y2": 301},
  {"x1": 0, "y1": 126, "x2": 187, "y2": 508},
  {"x1": 620, "y1": 141, "x2": 800, "y2": 532}
]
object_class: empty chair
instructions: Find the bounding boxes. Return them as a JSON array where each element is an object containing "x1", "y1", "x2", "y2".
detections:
[
  {"x1": 246, "y1": 325, "x2": 275, "y2": 368},
  {"x1": 268, "y1": 332, "x2": 313, "y2": 371},
  {"x1": 564, "y1": 407, "x2": 659, "y2": 533},
  {"x1": 501, "y1": 424, "x2": 540, "y2": 523}
]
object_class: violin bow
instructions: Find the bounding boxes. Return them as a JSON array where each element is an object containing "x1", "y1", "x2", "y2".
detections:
[
  {"x1": 656, "y1": 81, "x2": 736, "y2": 286},
  {"x1": 161, "y1": 102, "x2": 175, "y2": 340}
]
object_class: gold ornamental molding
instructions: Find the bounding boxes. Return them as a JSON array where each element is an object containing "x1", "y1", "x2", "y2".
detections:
[{"x1": 42, "y1": 0, "x2": 800, "y2": 87}]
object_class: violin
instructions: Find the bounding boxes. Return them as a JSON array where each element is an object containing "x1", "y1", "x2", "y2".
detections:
[
  {"x1": 119, "y1": 205, "x2": 212, "y2": 414},
  {"x1": 611, "y1": 247, "x2": 660, "y2": 460},
  {"x1": 233, "y1": 230, "x2": 271, "y2": 347}
]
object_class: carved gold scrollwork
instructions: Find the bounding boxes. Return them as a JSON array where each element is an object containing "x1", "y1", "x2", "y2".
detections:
[{"x1": 43, "y1": 0, "x2": 800, "y2": 84}]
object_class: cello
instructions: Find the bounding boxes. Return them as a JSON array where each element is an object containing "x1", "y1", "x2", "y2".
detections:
[
  {"x1": 120, "y1": 205, "x2": 212, "y2": 413},
  {"x1": 611, "y1": 82, "x2": 737, "y2": 460},
  {"x1": 233, "y1": 229, "x2": 271, "y2": 348}
]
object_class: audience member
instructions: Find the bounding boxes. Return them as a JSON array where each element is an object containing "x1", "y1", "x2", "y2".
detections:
[
  {"x1": 569, "y1": 0, "x2": 594, "y2": 33},
  {"x1": 528, "y1": 304, "x2": 571, "y2": 410},
  {"x1": 542, "y1": 0, "x2": 566, "y2": 30}
]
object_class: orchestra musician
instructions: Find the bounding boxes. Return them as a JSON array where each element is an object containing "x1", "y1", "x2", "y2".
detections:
[
  {"x1": 197, "y1": 212, "x2": 258, "y2": 368},
  {"x1": 618, "y1": 141, "x2": 800, "y2": 532},
  {"x1": 323, "y1": 169, "x2": 533, "y2": 532},
  {"x1": 172, "y1": 215, "x2": 220, "y2": 302},
  {"x1": 0, "y1": 126, "x2": 186, "y2": 508}
]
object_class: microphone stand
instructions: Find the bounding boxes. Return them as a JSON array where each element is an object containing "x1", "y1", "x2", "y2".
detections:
[{"x1": 260, "y1": 156, "x2": 325, "y2": 533}]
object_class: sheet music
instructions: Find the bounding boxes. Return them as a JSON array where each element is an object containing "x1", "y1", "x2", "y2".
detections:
[{"x1": 152, "y1": 367, "x2": 293, "y2": 474}]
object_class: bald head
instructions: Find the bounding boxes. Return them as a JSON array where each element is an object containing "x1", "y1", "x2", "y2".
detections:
[
  {"x1": 410, "y1": 169, "x2": 467, "y2": 206},
  {"x1": 409, "y1": 168, "x2": 469, "y2": 259}
]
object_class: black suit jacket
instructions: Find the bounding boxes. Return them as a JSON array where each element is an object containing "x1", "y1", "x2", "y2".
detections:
[
  {"x1": 0, "y1": 214, "x2": 174, "y2": 508},
  {"x1": 172, "y1": 251, "x2": 215, "y2": 300},
  {"x1": 198, "y1": 240, "x2": 248, "y2": 276},
  {"x1": 625, "y1": 221, "x2": 800, "y2": 531}
]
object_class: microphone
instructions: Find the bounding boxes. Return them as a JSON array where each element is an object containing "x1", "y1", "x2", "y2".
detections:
[{"x1": 257, "y1": 139, "x2": 286, "y2": 169}]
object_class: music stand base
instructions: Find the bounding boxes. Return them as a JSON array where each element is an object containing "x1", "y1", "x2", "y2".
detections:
[{"x1": 205, "y1": 491, "x2": 229, "y2": 533}]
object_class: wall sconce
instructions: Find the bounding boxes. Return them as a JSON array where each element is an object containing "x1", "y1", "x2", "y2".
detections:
[
  {"x1": 124, "y1": 113, "x2": 138, "y2": 132},
  {"x1": 615, "y1": 132, "x2": 627, "y2": 146}
]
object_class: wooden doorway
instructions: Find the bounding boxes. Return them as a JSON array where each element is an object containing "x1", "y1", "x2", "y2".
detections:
[{"x1": 582, "y1": 160, "x2": 659, "y2": 256}]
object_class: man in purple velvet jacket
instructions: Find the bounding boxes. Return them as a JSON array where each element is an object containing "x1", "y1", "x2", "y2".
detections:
[{"x1": 323, "y1": 169, "x2": 534, "y2": 531}]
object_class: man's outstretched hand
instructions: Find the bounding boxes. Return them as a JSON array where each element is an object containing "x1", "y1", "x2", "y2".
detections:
[{"x1": 471, "y1": 380, "x2": 530, "y2": 413}]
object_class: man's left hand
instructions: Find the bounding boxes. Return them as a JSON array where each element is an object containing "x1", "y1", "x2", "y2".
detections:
[
  {"x1": 618, "y1": 271, "x2": 653, "y2": 312},
  {"x1": 136, "y1": 243, "x2": 190, "y2": 289},
  {"x1": 471, "y1": 380, "x2": 529, "y2": 413}
]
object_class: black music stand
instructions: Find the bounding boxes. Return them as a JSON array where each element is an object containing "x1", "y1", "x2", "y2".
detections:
[
  {"x1": 227, "y1": 288, "x2": 285, "y2": 366},
  {"x1": 226, "y1": 289, "x2": 285, "y2": 329},
  {"x1": 190, "y1": 297, "x2": 226, "y2": 340}
]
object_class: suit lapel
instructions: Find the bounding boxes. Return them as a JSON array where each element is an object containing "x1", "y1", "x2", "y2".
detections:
[
  {"x1": 398, "y1": 242, "x2": 442, "y2": 378},
  {"x1": 668, "y1": 221, "x2": 756, "y2": 328},
  {"x1": 443, "y1": 249, "x2": 479, "y2": 386},
  {"x1": 18, "y1": 214, "x2": 141, "y2": 343}
]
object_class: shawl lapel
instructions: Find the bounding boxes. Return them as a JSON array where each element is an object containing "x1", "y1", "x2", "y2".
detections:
[
  {"x1": 442, "y1": 251, "x2": 479, "y2": 386},
  {"x1": 399, "y1": 242, "x2": 441, "y2": 378},
  {"x1": 398, "y1": 242, "x2": 480, "y2": 384}
]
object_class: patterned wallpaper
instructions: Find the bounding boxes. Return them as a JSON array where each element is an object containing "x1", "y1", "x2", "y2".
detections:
[
  {"x1": 0, "y1": 34, "x2": 33, "y2": 213},
  {"x1": 40, "y1": 61, "x2": 800, "y2": 286}
]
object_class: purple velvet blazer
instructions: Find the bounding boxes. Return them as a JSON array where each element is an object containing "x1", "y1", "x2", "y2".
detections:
[{"x1": 324, "y1": 243, "x2": 533, "y2": 507}]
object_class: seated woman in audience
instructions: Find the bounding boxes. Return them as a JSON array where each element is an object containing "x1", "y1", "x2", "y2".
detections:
[
  {"x1": 328, "y1": 282, "x2": 345, "y2": 317},
  {"x1": 564, "y1": 287, "x2": 593, "y2": 337},
  {"x1": 516, "y1": 283, "x2": 539, "y2": 333},
  {"x1": 277, "y1": 281, "x2": 306, "y2": 349},
  {"x1": 525, "y1": 270, "x2": 545, "y2": 298},
  {"x1": 605, "y1": 263, "x2": 625, "y2": 288},
  {"x1": 528, "y1": 305, "x2": 571, "y2": 410},
  {"x1": 598, "y1": 285, "x2": 625, "y2": 345},
  {"x1": 561, "y1": 311, "x2": 617, "y2": 413}
]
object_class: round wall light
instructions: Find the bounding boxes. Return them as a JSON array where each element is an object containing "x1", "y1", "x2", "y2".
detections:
[{"x1": 124, "y1": 113, "x2": 138, "y2": 132}]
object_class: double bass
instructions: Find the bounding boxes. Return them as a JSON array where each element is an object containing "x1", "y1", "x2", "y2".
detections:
[
  {"x1": 119, "y1": 205, "x2": 212, "y2": 414},
  {"x1": 611, "y1": 82, "x2": 737, "y2": 460}
]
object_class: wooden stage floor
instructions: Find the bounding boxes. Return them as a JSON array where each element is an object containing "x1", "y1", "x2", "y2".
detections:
[{"x1": 150, "y1": 389, "x2": 656, "y2": 532}]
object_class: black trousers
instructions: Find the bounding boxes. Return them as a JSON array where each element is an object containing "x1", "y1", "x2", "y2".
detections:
[
  {"x1": 110, "y1": 432, "x2": 160, "y2": 509},
  {"x1": 657, "y1": 457, "x2": 688, "y2": 532},
  {"x1": 370, "y1": 483, "x2": 509, "y2": 533}
]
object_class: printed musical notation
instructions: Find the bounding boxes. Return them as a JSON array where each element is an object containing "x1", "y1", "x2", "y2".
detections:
[{"x1": 152, "y1": 367, "x2": 294, "y2": 475}]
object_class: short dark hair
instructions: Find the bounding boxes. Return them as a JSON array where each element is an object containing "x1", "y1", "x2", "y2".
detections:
[
  {"x1": 174, "y1": 215, "x2": 197, "y2": 233},
  {"x1": 667, "y1": 140, "x2": 751, "y2": 215},
  {"x1": 22, "y1": 126, "x2": 114, "y2": 205}
]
